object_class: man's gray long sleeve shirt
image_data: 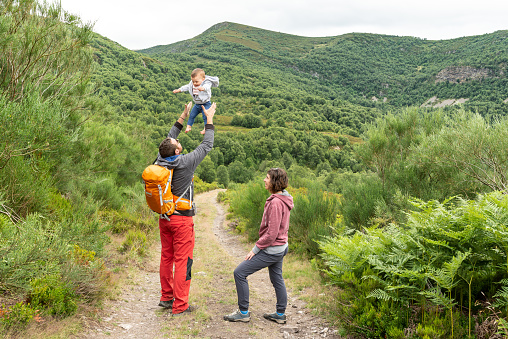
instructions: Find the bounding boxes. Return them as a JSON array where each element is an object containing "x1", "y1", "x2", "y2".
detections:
[{"x1": 154, "y1": 121, "x2": 214, "y2": 216}]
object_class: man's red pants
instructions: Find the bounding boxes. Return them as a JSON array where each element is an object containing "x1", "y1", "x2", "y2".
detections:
[{"x1": 159, "y1": 215, "x2": 194, "y2": 314}]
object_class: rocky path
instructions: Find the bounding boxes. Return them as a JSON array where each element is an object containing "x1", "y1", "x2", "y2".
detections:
[{"x1": 81, "y1": 189, "x2": 341, "y2": 338}]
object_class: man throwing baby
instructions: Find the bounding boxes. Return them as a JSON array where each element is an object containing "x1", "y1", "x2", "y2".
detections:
[{"x1": 155, "y1": 101, "x2": 216, "y2": 315}]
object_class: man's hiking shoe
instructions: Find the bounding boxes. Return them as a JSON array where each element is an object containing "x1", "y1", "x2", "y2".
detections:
[
  {"x1": 172, "y1": 305, "x2": 195, "y2": 316},
  {"x1": 263, "y1": 312, "x2": 286, "y2": 324},
  {"x1": 223, "y1": 309, "x2": 251, "y2": 322},
  {"x1": 158, "y1": 299, "x2": 174, "y2": 309}
]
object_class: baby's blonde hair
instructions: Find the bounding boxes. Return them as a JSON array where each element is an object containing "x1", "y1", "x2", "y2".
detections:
[{"x1": 191, "y1": 68, "x2": 205, "y2": 79}]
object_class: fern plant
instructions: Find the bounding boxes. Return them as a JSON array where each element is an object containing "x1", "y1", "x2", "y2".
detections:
[{"x1": 320, "y1": 191, "x2": 508, "y2": 336}]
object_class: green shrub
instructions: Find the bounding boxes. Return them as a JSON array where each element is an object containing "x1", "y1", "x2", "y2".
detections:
[
  {"x1": 335, "y1": 171, "x2": 386, "y2": 230},
  {"x1": 329, "y1": 270, "x2": 408, "y2": 338},
  {"x1": 321, "y1": 191, "x2": 508, "y2": 337},
  {"x1": 0, "y1": 214, "x2": 67, "y2": 294},
  {"x1": 216, "y1": 190, "x2": 229, "y2": 203},
  {"x1": 194, "y1": 176, "x2": 220, "y2": 194},
  {"x1": 216, "y1": 165, "x2": 229, "y2": 188},
  {"x1": 28, "y1": 275, "x2": 78, "y2": 317},
  {"x1": 47, "y1": 190, "x2": 73, "y2": 220},
  {"x1": 102, "y1": 208, "x2": 155, "y2": 234},
  {"x1": 228, "y1": 179, "x2": 269, "y2": 241},
  {"x1": 79, "y1": 175, "x2": 125, "y2": 210},
  {"x1": 290, "y1": 186, "x2": 340, "y2": 257},
  {"x1": 59, "y1": 192, "x2": 110, "y2": 255},
  {"x1": 64, "y1": 245, "x2": 110, "y2": 300},
  {"x1": 0, "y1": 302, "x2": 41, "y2": 330},
  {"x1": 0, "y1": 156, "x2": 54, "y2": 217},
  {"x1": 0, "y1": 197, "x2": 109, "y2": 296},
  {"x1": 0, "y1": 94, "x2": 69, "y2": 217}
]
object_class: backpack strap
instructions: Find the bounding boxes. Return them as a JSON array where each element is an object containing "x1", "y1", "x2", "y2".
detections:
[
  {"x1": 174, "y1": 178, "x2": 193, "y2": 207},
  {"x1": 161, "y1": 175, "x2": 193, "y2": 219}
]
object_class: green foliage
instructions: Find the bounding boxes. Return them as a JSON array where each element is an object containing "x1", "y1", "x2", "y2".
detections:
[
  {"x1": 0, "y1": 0, "x2": 95, "y2": 105},
  {"x1": 289, "y1": 186, "x2": 340, "y2": 257},
  {"x1": 321, "y1": 191, "x2": 508, "y2": 336},
  {"x1": 228, "y1": 160, "x2": 254, "y2": 183},
  {"x1": 228, "y1": 179, "x2": 270, "y2": 241},
  {"x1": 415, "y1": 112, "x2": 508, "y2": 193},
  {"x1": 328, "y1": 269, "x2": 408, "y2": 338},
  {"x1": 64, "y1": 245, "x2": 110, "y2": 300},
  {"x1": 0, "y1": 302, "x2": 40, "y2": 330},
  {"x1": 193, "y1": 176, "x2": 221, "y2": 194},
  {"x1": 28, "y1": 274, "x2": 77, "y2": 317},
  {"x1": 0, "y1": 213, "x2": 67, "y2": 293},
  {"x1": 216, "y1": 190, "x2": 229, "y2": 203},
  {"x1": 0, "y1": 94, "x2": 69, "y2": 215},
  {"x1": 0, "y1": 197, "x2": 109, "y2": 296},
  {"x1": 102, "y1": 206, "x2": 154, "y2": 234},
  {"x1": 216, "y1": 165, "x2": 229, "y2": 188},
  {"x1": 335, "y1": 171, "x2": 386, "y2": 230},
  {"x1": 350, "y1": 109, "x2": 505, "y2": 230},
  {"x1": 196, "y1": 155, "x2": 216, "y2": 183}
]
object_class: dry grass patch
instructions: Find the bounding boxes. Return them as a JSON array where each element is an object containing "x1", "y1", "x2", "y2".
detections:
[
  {"x1": 215, "y1": 34, "x2": 263, "y2": 51},
  {"x1": 214, "y1": 115, "x2": 233, "y2": 125},
  {"x1": 283, "y1": 255, "x2": 340, "y2": 321}
]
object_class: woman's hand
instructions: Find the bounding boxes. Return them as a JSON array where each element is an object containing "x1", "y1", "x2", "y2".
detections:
[{"x1": 245, "y1": 251, "x2": 255, "y2": 261}]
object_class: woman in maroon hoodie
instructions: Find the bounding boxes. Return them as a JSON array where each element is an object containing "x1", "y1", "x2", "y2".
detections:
[{"x1": 224, "y1": 168, "x2": 294, "y2": 324}]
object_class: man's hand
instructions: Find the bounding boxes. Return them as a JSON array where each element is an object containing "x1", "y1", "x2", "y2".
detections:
[
  {"x1": 173, "y1": 89, "x2": 181, "y2": 93},
  {"x1": 202, "y1": 102, "x2": 216, "y2": 125},
  {"x1": 245, "y1": 251, "x2": 255, "y2": 261},
  {"x1": 178, "y1": 102, "x2": 192, "y2": 123},
  {"x1": 183, "y1": 102, "x2": 192, "y2": 116}
]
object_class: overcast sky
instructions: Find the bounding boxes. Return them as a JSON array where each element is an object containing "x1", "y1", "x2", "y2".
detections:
[{"x1": 59, "y1": 0, "x2": 508, "y2": 51}]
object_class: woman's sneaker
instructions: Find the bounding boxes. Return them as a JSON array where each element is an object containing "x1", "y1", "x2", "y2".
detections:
[
  {"x1": 223, "y1": 309, "x2": 251, "y2": 322},
  {"x1": 263, "y1": 312, "x2": 286, "y2": 324}
]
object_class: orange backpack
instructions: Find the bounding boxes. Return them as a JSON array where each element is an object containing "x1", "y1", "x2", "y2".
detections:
[{"x1": 142, "y1": 165, "x2": 176, "y2": 215}]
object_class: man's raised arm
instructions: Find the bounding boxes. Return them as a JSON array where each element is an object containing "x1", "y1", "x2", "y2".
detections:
[
  {"x1": 167, "y1": 102, "x2": 192, "y2": 139},
  {"x1": 179, "y1": 102, "x2": 217, "y2": 171}
]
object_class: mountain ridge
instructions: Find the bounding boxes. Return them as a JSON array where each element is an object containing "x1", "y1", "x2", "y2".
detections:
[{"x1": 137, "y1": 22, "x2": 508, "y2": 113}]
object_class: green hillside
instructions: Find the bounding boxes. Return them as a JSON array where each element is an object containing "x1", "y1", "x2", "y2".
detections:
[
  {"x1": 89, "y1": 32, "x2": 372, "y2": 179},
  {"x1": 141, "y1": 22, "x2": 508, "y2": 116}
]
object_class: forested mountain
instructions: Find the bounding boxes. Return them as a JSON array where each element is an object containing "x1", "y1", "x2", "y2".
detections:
[
  {"x1": 87, "y1": 22, "x2": 508, "y2": 185},
  {"x1": 89, "y1": 32, "x2": 371, "y2": 182},
  {"x1": 141, "y1": 22, "x2": 508, "y2": 116}
]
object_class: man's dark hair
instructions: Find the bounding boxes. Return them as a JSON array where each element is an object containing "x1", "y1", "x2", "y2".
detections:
[
  {"x1": 159, "y1": 138, "x2": 178, "y2": 158},
  {"x1": 267, "y1": 168, "x2": 288, "y2": 194}
]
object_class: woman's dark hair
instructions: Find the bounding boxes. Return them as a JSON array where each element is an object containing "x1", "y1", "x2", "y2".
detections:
[{"x1": 267, "y1": 168, "x2": 288, "y2": 194}]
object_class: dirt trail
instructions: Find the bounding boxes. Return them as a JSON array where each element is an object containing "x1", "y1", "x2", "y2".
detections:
[{"x1": 81, "y1": 189, "x2": 340, "y2": 338}]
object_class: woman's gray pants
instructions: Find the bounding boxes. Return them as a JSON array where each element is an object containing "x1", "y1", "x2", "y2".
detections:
[{"x1": 233, "y1": 248, "x2": 288, "y2": 314}]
